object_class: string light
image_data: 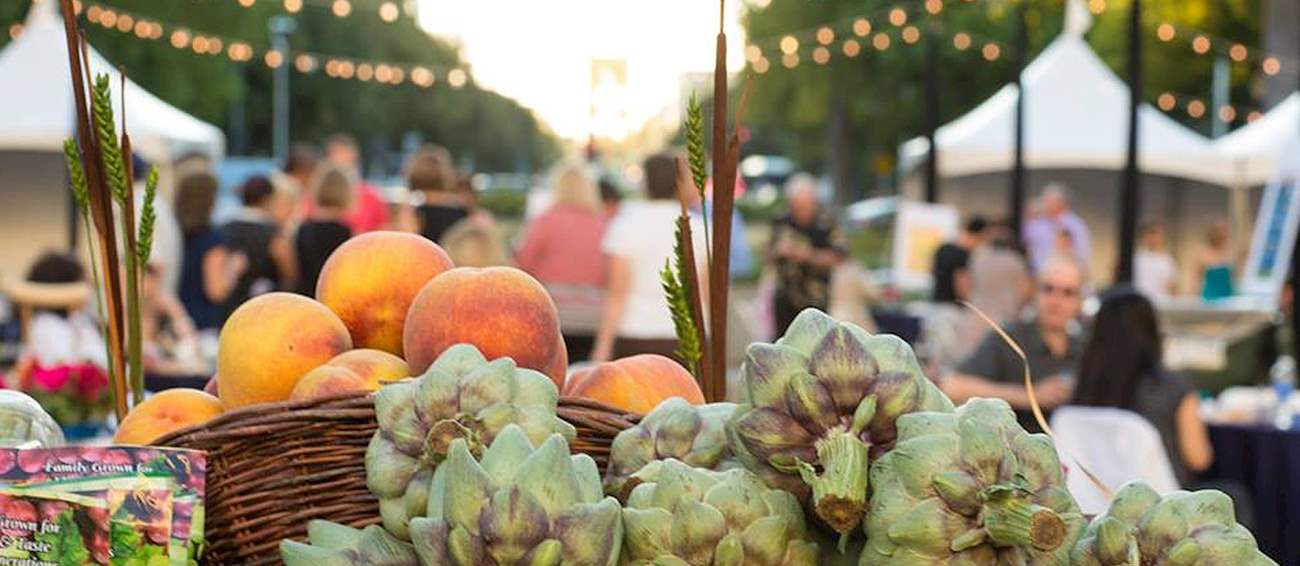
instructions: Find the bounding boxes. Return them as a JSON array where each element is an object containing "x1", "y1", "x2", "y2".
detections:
[
  {"x1": 264, "y1": 49, "x2": 284, "y2": 68},
  {"x1": 1186, "y1": 99, "x2": 1205, "y2": 118},
  {"x1": 331, "y1": 0, "x2": 351, "y2": 17},
  {"x1": 982, "y1": 43, "x2": 1000, "y2": 61},
  {"x1": 1157, "y1": 93, "x2": 1176, "y2": 111},
  {"x1": 1262, "y1": 57, "x2": 1281, "y2": 75},
  {"x1": 447, "y1": 68, "x2": 468, "y2": 88},
  {"x1": 1191, "y1": 36, "x2": 1211, "y2": 54},
  {"x1": 812, "y1": 46, "x2": 831, "y2": 65},
  {"x1": 902, "y1": 26, "x2": 920, "y2": 44},
  {"x1": 816, "y1": 26, "x2": 834, "y2": 46},
  {"x1": 1228, "y1": 44, "x2": 1247, "y2": 62},
  {"x1": 338, "y1": 61, "x2": 355, "y2": 79},
  {"x1": 169, "y1": 29, "x2": 190, "y2": 49},
  {"x1": 872, "y1": 33, "x2": 891, "y2": 51},
  {"x1": 357, "y1": 62, "x2": 374, "y2": 81},
  {"x1": 389, "y1": 67, "x2": 404, "y2": 85},
  {"x1": 191, "y1": 36, "x2": 209, "y2": 54},
  {"x1": 1156, "y1": 23, "x2": 1175, "y2": 42},
  {"x1": 888, "y1": 8, "x2": 906, "y2": 27},
  {"x1": 744, "y1": 45, "x2": 763, "y2": 63},
  {"x1": 99, "y1": 9, "x2": 116, "y2": 28},
  {"x1": 7, "y1": 23, "x2": 21, "y2": 40},
  {"x1": 133, "y1": 20, "x2": 150, "y2": 38},
  {"x1": 115, "y1": 14, "x2": 133, "y2": 33},
  {"x1": 842, "y1": 39, "x2": 861, "y2": 57},
  {"x1": 953, "y1": 32, "x2": 971, "y2": 50},
  {"x1": 782, "y1": 52, "x2": 799, "y2": 68},
  {"x1": 753, "y1": 56, "x2": 770, "y2": 74},
  {"x1": 376, "y1": 64, "x2": 393, "y2": 83},
  {"x1": 780, "y1": 35, "x2": 799, "y2": 55},
  {"x1": 411, "y1": 67, "x2": 435, "y2": 87},
  {"x1": 852, "y1": 18, "x2": 871, "y2": 37},
  {"x1": 924, "y1": 0, "x2": 943, "y2": 15},
  {"x1": 85, "y1": 4, "x2": 100, "y2": 23},
  {"x1": 1218, "y1": 105, "x2": 1237, "y2": 123},
  {"x1": 295, "y1": 54, "x2": 317, "y2": 72},
  {"x1": 283, "y1": 0, "x2": 302, "y2": 12},
  {"x1": 237, "y1": 0, "x2": 255, "y2": 6},
  {"x1": 378, "y1": 1, "x2": 400, "y2": 22},
  {"x1": 1247, "y1": 111, "x2": 1263, "y2": 122},
  {"x1": 1087, "y1": 0, "x2": 1105, "y2": 15}
]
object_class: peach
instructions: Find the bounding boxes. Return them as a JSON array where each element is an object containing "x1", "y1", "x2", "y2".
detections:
[
  {"x1": 403, "y1": 267, "x2": 567, "y2": 388},
  {"x1": 562, "y1": 354, "x2": 703, "y2": 414},
  {"x1": 114, "y1": 389, "x2": 224, "y2": 445},
  {"x1": 217, "y1": 292, "x2": 353, "y2": 410},
  {"x1": 325, "y1": 349, "x2": 410, "y2": 389},
  {"x1": 288, "y1": 365, "x2": 370, "y2": 401},
  {"x1": 316, "y1": 231, "x2": 454, "y2": 356}
]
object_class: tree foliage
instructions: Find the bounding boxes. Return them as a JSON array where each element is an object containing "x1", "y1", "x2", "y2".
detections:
[{"x1": 0, "y1": 0, "x2": 559, "y2": 172}]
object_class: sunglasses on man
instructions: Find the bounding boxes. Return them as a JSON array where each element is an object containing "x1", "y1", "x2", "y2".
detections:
[{"x1": 1040, "y1": 283, "x2": 1080, "y2": 298}]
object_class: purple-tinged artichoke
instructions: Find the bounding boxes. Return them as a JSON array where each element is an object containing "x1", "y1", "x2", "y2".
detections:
[
  {"x1": 409, "y1": 424, "x2": 622, "y2": 566},
  {"x1": 861, "y1": 398, "x2": 1084, "y2": 565},
  {"x1": 1071, "y1": 481, "x2": 1275, "y2": 566},
  {"x1": 728, "y1": 308, "x2": 952, "y2": 536},
  {"x1": 280, "y1": 520, "x2": 418, "y2": 566},
  {"x1": 621, "y1": 458, "x2": 819, "y2": 565},
  {"x1": 604, "y1": 397, "x2": 738, "y2": 499},
  {"x1": 365, "y1": 344, "x2": 575, "y2": 540}
]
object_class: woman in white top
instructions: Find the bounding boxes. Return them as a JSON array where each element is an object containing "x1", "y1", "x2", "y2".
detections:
[
  {"x1": 591, "y1": 153, "x2": 704, "y2": 362},
  {"x1": 1133, "y1": 222, "x2": 1177, "y2": 302}
]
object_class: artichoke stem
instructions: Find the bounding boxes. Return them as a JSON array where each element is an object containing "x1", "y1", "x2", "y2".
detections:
[
  {"x1": 982, "y1": 495, "x2": 1066, "y2": 551},
  {"x1": 797, "y1": 430, "x2": 870, "y2": 535}
]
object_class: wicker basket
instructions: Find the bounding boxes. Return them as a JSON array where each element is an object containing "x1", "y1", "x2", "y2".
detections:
[{"x1": 153, "y1": 390, "x2": 639, "y2": 566}]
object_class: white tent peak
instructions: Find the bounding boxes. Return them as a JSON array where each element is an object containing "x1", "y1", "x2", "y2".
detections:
[
  {"x1": 1063, "y1": 0, "x2": 1093, "y2": 37},
  {"x1": 899, "y1": 34, "x2": 1231, "y2": 186},
  {"x1": 0, "y1": 2, "x2": 225, "y2": 161},
  {"x1": 1214, "y1": 92, "x2": 1299, "y2": 186}
]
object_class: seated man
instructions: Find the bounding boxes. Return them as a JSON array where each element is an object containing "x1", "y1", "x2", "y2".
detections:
[{"x1": 942, "y1": 255, "x2": 1086, "y2": 432}]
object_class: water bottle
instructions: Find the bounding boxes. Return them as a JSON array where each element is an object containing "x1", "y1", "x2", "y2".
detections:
[{"x1": 1270, "y1": 355, "x2": 1297, "y2": 429}]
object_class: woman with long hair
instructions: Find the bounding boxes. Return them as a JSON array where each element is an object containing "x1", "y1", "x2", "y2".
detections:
[
  {"x1": 175, "y1": 172, "x2": 246, "y2": 330},
  {"x1": 516, "y1": 164, "x2": 608, "y2": 360},
  {"x1": 1071, "y1": 286, "x2": 1212, "y2": 485}
]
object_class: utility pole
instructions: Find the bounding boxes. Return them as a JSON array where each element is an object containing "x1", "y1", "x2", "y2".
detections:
[
  {"x1": 923, "y1": 17, "x2": 941, "y2": 203},
  {"x1": 269, "y1": 16, "x2": 296, "y2": 162}
]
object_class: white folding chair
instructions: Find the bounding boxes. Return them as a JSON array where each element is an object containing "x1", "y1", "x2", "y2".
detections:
[{"x1": 1049, "y1": 405, "x2": 1180, "y2": 515}]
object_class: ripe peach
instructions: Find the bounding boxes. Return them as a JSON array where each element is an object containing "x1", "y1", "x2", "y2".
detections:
[
  {"x1": 316, "y1": 231, "x2": 454, "y2": 356},
  {"x1": 326, "y1": 349, "x2": 410, "y2": 389},
  {"x1": 217, "y1": 292, "x2": 353, "y2": 409},
  {"x1": 113, "y1": 390, "x2": 224, "y2": 445},
  {"x1": 403, "y1": 267, "x2": 567, "y2": 388},
  {"x1": 562, "y1": 354, "x2": 703, "y2": 414},
  {"x1": 288, "y1": 365, "x2": 370, "y2": 401}
]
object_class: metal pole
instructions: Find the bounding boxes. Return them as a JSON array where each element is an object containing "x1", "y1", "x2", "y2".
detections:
[
  {"x1": 1211, "y1": 55, "x2": 1229, "y2": 138},
  {"x1": 269, "y1": 16, "x2": 296, "y2": 162},
  {"x1": 923, "y1": 19, "x2": 941, "y2": 203},
  {"x1": 1010, "y1": 0, "x2": 1028, "y2": 239},
  {"x1": 1116, "y1": 0, "x2": 1142, "y2": 284}
]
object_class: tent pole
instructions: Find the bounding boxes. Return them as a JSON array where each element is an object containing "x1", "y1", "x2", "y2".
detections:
[
  {"x1": 1010, "y1": 0, "x2": 1028, "y2": 240},
  {"x1": 923, "y1": 18, "x2": 941, "y2": 203},
  {"x1": 1116, "y1": 0, "x2": 1142, "y2": 284}
]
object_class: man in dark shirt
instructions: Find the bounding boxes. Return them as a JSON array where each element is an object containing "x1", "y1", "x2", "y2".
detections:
[
  {"x1": 943, "y1": 255, "x2": 1085, "y2": 432},
  {"x1": 932, "y1": 217, "x2": 988, "y2": 303},
  {"x1": 768, "y1": 174, "x2": 845, "y2": 335}
]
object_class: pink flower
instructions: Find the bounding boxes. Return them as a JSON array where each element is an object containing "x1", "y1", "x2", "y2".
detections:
[{"x1": 28, "y1": 365, "x2": 71, "y2": 392}]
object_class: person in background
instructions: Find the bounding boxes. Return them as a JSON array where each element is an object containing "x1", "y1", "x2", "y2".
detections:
[
  {"x1": 295, "y1": 166, "x2": 355, "y2": 295},
  {"x1": 1023, "y1": 183, "x2": 1091, "y2": 273},
  {"x1": 944, "y1": 255, "x2": 1086, "y2": 432},
  {"x1": 516, "y1": 164, "x2": 608, "y2": 361},
  {"x1": 968, "y1": 221, "x2": 1033, "y2": 325},
  {"x1": 221, "y1": 176, "x2": 298, "y2": 314},
  {"x1": 828, "y1": 256, "x2": 878, "y2": 333},
  {"x1": 591, "y1": 153, "x2": 703, "y2": 362},
  {"x1": 140, "y1": 262, "x2": 197, "y2": 374},
  {"x1": 768, "y1": 173, "x2": 844, "y2": 335},
  {"x1": 133, "y1": 155, "x2": 184, "y2": 296},
  {"x1": 598, "y1": 177, "x2": 622, "y2": 219},
  {"x1": 17, "y1": 252, "x2": 104, "y2": 371},
  {"x1": 176, "y1": 172, "x2": 246, "y2": 330},
  {"x1": 932, "y1": 216, "x2": 988, "y2": 304},
  {"x1": 283, "y1": 144, "x2": 320, "y2": 223},
  {"x1": 1070, "y1": 286, "x2": 1211, "y2": 486},
  {"x1": 698, "y1": 175, "x2": 756, "y2": 279},
  {"x1": 401, "y1": 145, "x2": 470, "y2": 244},
  {"x1": 442, "y1": 219, "x2": 510, "y2": 268},
  {"x1": 325, "y1": 133, "x2": 390, "y2": 233},
  {"x1": 1194, "y1": 220, "x2": 1235, "y2": 301},
  {"x1": 1134, "y1": 222, "x2": 1177, "y2": 302}
]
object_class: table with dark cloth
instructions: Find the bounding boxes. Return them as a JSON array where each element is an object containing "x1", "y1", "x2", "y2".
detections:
[{"x1": 1204, "y1": 423, "x2": 1300, "y2": 566}]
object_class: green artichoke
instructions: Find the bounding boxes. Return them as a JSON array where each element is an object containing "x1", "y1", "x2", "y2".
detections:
[
  {"x1": 604, "y1": 397, "x2": 738, "y2": 499},
  {"x1": 861, "y1": 398, "x2": 1084, "y2": 565},
  {"x1": 621, "y1": 458, "x2": 819, "y2": 565},
  {"x1": 729, "y1": 308, "x2": 952, "y2": 535},
  {"x1": 1071, "y1": 481, "x2": 1276, "y2": 566},
  {"x1": 409, "y1": 424, "x2": 623, "y2": 566},
  {"x1": 366, "y1": 344, "x2": 576, "y2": 539},
  {"x1": 280, "y1": 520, "x2": 418, "y2": 566}
]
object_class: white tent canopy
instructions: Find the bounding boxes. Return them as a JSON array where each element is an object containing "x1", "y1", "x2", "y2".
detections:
[
  {"x1": 1214, "y1": 93, "x2": 1299, "y2": 187},
  {"x1": 0, "y1": 0, "x2": 225, "y2": 162},
  {"x1": 899, "y1": 34, "x2": 1233, "y2": 186}
]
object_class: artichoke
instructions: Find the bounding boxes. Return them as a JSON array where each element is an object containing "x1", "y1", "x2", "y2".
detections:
[
  {"x1": 409, "y1": 424, "x2": 623, "y2": 566},
  {"x1": 366, "y1": 344, "x2": 576, "y2": 539},
  {"x1": 621, "y1": 458, "x2": 819, "y2": 565},
  {"x1": 1071, "y1": 481, "x2": 1276, "y2": 566},
  {"x1": 729, "y1": 308, "x2": 952, "y2": 535},
  {"x1": 604, "y1": 397, "x2": 738, "y2": 499},
  {"x1": 861, "y1": 398, "x2": 1084, "y2": 565},
  {"x1": 280, "y1": 520, "x2": 418, "y2": 566}
]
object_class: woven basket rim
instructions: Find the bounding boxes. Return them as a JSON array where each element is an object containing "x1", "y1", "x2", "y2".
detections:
[{"x1": 153, "y1": 389, "x2": 641, "y2": 447}]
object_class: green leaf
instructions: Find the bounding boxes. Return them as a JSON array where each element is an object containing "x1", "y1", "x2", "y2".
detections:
[{"x1": 35, "y1": 508, "x2": 91, "y2": 566}]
